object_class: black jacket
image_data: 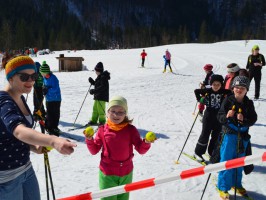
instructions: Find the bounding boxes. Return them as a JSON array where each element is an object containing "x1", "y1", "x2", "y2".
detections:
[
  {"x1": 91, "y1": 71, "x2": 110, "y2": 102},
  {"x1": 217, "y1": 95, "x2": 257, "y2": 132},
  {"x1": 246, "y1": 53, "x2": 265, "y2": 72},
  {"x1": 202, "y1": 71, "x2": 214, "y2": 86},
  {"x1": 194, "y1": 88, "x2": 232, "y2": 112}
]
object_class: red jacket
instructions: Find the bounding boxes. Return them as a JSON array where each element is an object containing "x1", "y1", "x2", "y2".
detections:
[
  {"x1": 141, "y1": 52, "x2": 147, "y2": 58},
  {"x1": 86, "y1": 124, "x2": 151, "y2": 176}
]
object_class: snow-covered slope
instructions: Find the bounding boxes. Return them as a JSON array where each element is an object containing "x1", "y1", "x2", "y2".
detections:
[{"x1": 1, "y1": 40, "x2": 265, "y2": 200}]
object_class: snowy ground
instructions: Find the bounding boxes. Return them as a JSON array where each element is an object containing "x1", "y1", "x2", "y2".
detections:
[{"x1": 1, "y1": 40, "x2": 265, "y2": 200}]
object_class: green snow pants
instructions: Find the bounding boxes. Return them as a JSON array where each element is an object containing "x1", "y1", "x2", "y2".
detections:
[
  {"x1": 99, "y1": 170, "x2": 133, "y2": 200},
  {"x1": 91, "y1": 100, "x2": 106, "y2": 124}
]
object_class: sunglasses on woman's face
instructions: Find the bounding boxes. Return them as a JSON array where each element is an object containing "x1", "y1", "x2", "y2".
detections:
[{"x1": 16, "y1": 72, "x2": 38, "y2": 82}]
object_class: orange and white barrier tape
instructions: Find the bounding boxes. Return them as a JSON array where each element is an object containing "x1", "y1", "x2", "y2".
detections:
[{"x1": 57, "y1": 152, "x2": 266, "y2": 200}]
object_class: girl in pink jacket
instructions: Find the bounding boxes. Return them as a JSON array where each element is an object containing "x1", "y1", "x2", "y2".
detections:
[{"x1": 84, "y1": 96, "x2": 156, "y2": 200}]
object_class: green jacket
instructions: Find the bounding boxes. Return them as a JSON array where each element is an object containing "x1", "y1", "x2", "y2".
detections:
[{"x1": 34, "y1": 72, "x2": 43, "y2": 88}]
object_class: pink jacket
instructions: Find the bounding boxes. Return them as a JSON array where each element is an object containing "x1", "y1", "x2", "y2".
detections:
[
  {"x1": 86, "y1": 124, "x2": 151, "y2": 176},
  {"x1": 165, "y1": 50, "x2": 171, "y2": 60}
]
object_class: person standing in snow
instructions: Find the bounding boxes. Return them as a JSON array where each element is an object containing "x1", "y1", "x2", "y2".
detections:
[
  {"x1": 32, "y1": 62, "x2": 45, "y2": 121},
  {"x1": 197, "y1": 64, "x2": 214, "y2": 120},
  {"x1": 224, "y1": 63, "x2": 240, "y2": 90},
  {"x1": 140, "y1": 49, "x2": 147, "y2": 67},
  {"x1": 40, "y1": 61, "x2": 62, "y2": 136},
  {"x1": 84, "y1": 96, "x2": 155, "y2": 200},
  {"x1": 88, "y1": 62, "x2": 110, "y2": 125},
  {"x1": 0, "y1": 55, "x2": 76, "y2": 200},
  {"x1": 216, "y1": 76, "x2": 257, "y2": 199},
  {"x1": 163, "y1": 49, "x2": 173, "y2": 73},
  {"x1": 194, "y1": 75, "x2": 231, "y2": 162},
  {"x1": 246, "y1": 45, "x2": 265, "y2": 99}
]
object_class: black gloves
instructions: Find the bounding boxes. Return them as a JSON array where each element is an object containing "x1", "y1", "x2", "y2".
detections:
[
  {"x1": 42, "y1": 86, "x2": 48, "y2": 95},
  {"x1": 88, "y1": 77, "x2": 95, "y2": 94},
  {"x1": 89, "y1": 89, "x2": 94, "y2": 95},
  {"x1": 88, "y1": 77, "x2": 95, "y2": 84}
]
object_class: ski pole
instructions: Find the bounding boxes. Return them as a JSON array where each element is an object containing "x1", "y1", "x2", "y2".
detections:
[
  {"x1": 171, "y1": 60, "x2": 178, "y2": 72},
  {"x1": 147, "y1": 56, "x2": 150, "y2": 68},
  {"x1": 234, "y1": 107, "x2": 242, "y2": 200},
  {"x1": 44, "y1": 153, "x2": 50, "y2": 200},
  {"x1": 138, "y1": 58, "x2": 141, "y2": 68},
  {"x1": 44, "y1": 153, "x2": 56, "y2": 200},
  {"x1": 39, "y1": 120, "x2": 56, "y2": 200},
  {"x1": 175, "y1": 111, "x2": 200, "y2": 164},
  {"x1": 33, "y1": 89, "x2": 46, "y2": 118},
  {"x1": 72, "y1": 84, "x2": 92, "y2": 128},
  {"x1": 32, "y1": 109, "x2": 51, "y2": 200},
  {"x1": 192, "y1": 101, "x2": 198, "y2": 115},
  {"x1": 200, "y1": 173, "x2": 211, "y2": 200}
]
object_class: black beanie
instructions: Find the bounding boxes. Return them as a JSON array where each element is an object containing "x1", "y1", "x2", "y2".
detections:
[
  {"x1": 95, "y1": 62, "x2": 104, "y2": 72},
  {"x1": 210, "y1": 74, "x2": 224, "y2": 85}
]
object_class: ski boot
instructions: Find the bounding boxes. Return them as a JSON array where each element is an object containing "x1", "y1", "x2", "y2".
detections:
[
  {"x1": 217, "y1": 189, "x2": 229, "y2": 200},
  {"x1": 231, "y1": 186, "x2": 248, "y2": 197},
  {"x1": 193, "y1": 153, "x2": 205, "y2": 163},
  {"x1": 46, "y1": 128, "x2": 61, "y2": 137}
]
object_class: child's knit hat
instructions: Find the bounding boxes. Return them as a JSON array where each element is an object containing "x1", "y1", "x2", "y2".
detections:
[
  {"x1": 40, "y1": 61, "x2": 50, "y2": 74},
  {"x1": 108, "y1": 96, "x2": 128, "y2": 114},
  {"x1": 5, "y1": 55, "x2": 36, "y2": 80},
  {"x1": 232, "y1": 76, "x2": 250, "y2": 91},
  {"x1": 210, "y1": 74, "x2": 224, "y2": 85},
  {"x1": 95, "y1": 62, "x2": 104, "y2": 72},
  {"x1": 203, "y1": 64, "x2": 213, "y2": 71},
  {"x1": 227, "y1": 63, "x2": 240, "y2": 73}
]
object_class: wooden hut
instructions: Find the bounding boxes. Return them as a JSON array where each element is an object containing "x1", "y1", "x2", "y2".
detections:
[{"x1": 56, "y1": 54, "x2": 84, "y2": 72}]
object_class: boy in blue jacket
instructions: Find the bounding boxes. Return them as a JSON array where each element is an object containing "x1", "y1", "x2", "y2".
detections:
[
  {"x1": 216, "y1": 76, "x2": 257, "y2": 199},
  {"x1": 40, "y1": 61, "x2": 62, "y2": 136}
]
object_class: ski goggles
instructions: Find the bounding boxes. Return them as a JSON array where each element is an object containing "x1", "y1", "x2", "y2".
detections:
[{"x1": 16, "y1": 72, "x2": 38, "y2": 82}]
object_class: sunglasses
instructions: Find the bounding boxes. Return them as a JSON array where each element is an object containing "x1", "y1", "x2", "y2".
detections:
[
  {"x1": 108, "y1": 110, "x2": 126, "y2": 116},
  {"x1": 16, "y1": 72, "x2": 39, "y2": 82}
]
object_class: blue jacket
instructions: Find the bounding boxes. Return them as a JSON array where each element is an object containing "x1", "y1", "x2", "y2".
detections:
[
  {"x1": 163, "y1": 55, "x2": 167, "y2": 66},
  {"x1": 0, "y1": 91, "x2": 33, "y2": 170},
  {"x1": 217, "y1": 95, "x2": 257, "y2": 191},
  {"x1": 43, "y1": 73, "x2": 61, "y2": 102}
]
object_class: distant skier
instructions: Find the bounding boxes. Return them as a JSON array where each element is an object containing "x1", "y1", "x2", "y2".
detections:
[
  {"x1": 216, "y1": 76, "x2": 257, "y2": 200},
  {"x1": 163, "y1": 49, "x2": 173, "y2": 73},
  {"x1": 140, "y1": 49, "x2": 147, "y2": 67},
  {"x1": 246, "y1": 45, "x2": 265, "y2": 99},
  {"x1": 88, "y1": 62, "x2": 110, "y2": 125}
]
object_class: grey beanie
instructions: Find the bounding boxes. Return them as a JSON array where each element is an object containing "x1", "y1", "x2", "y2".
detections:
[{"x1": 232, "y1": 76, "x2": 250, "y2": 91}]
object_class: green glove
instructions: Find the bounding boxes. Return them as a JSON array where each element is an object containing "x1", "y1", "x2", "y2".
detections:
[
  {"x1": 200, "y1": 97, "x2": 205, "y2": 104},
  {"x1": 145, "y1": 131, "x2": 157, "y2": 143},
  {"x1": 83, "y1": 126, "x2": 95, "y2": 138}
]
